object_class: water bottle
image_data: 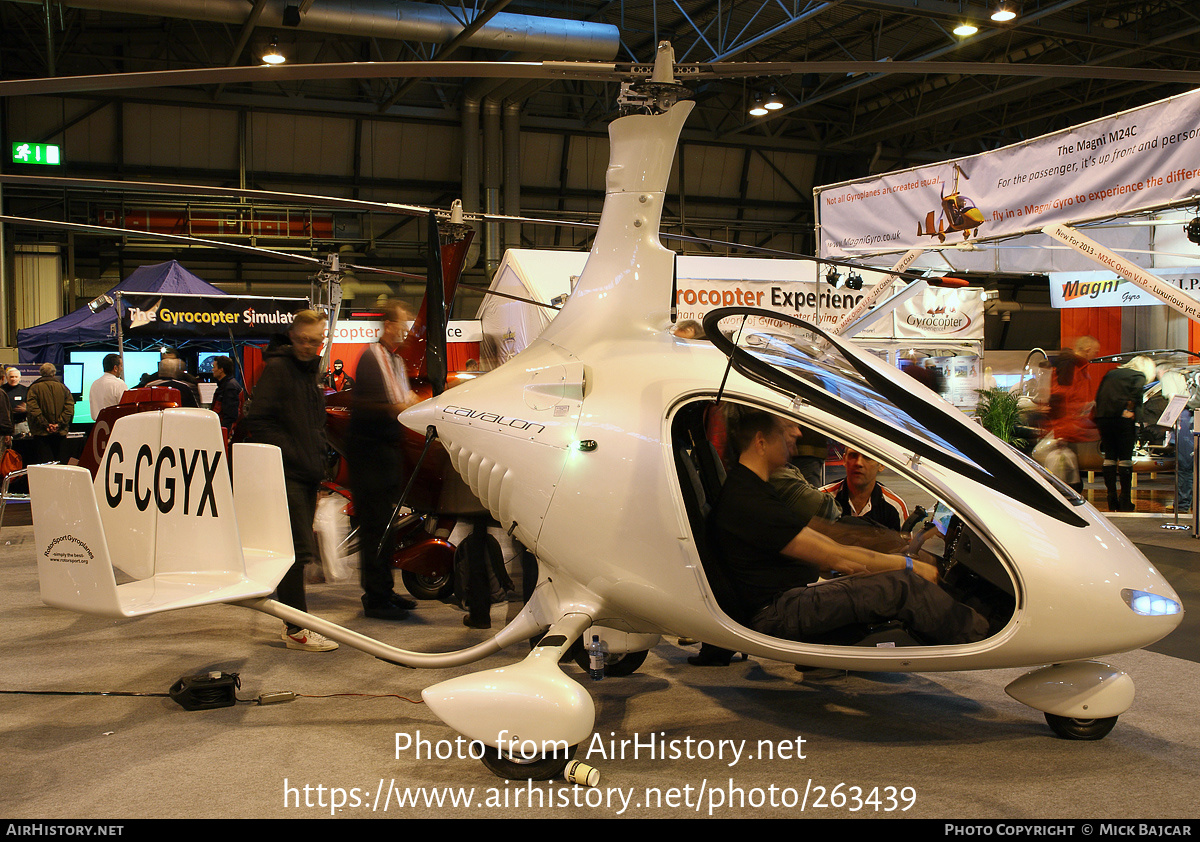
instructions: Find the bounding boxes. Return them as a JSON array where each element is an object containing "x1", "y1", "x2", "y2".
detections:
[{"x1": 586, "y1": 634, "x2": 608, "y2": 681}]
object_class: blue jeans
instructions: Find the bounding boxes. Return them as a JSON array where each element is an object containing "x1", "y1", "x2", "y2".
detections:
[{"x1": 1177, "y1": 410, "x2": 1193, "y2": 512}]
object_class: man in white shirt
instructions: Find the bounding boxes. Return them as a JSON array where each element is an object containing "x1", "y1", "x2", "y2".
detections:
[{"x1": 88, "y1": 354, "x2": 126, "y2": 421}]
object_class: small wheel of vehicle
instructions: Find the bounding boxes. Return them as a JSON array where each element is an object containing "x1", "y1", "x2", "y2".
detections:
[
  {"x1": 572, "y1": 646, "x2": 649, "y2": 677},
  {"x1": 400, "y1": 569, "x2": 453, "y2": 601},
  {"x1": 1044, "y1": 713, "x2": 1118, "y2": 740},
  {"x1": 478, "y1": 742, "x2": 577, "y2": 781}
]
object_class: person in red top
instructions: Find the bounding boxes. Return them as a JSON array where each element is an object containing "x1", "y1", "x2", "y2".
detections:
[{"x1": 1045, "y1": 336, "x2": 1101, "y2": 493}]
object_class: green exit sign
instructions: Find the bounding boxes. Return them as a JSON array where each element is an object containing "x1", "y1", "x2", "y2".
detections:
[{"x1": 11, "y1": 142, "x2": 62, "y2": 166}]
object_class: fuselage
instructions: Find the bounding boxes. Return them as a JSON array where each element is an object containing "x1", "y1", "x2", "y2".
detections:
[{"x1": 400, "y1": 97, "x2": 1182, "y2": 674}]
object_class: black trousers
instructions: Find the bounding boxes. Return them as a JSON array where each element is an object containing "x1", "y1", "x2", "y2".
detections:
[
  {"x1": 751, "y1": 570, "x2": 988, "y2": 645},
  {"x1": 31, "y1": 434, "x2": 70, "y2": 465},
  {"x1": 277, "y1": 477, "x2": 319, "y2": 620},
  {"x1": 347, "y1": 428, "x2": 405, "y2": 605},
  {"x1": 1096, "y1": 416, "x2": 1137, "y2": 464}
]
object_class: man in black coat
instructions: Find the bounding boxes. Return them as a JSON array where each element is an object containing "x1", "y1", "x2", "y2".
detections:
[
  {"x1": 243, "y1": 310, "x2": 338, "y2": 653},
  {"x1": 209, "y1": 355, "x2": 243, "y2": 430}
]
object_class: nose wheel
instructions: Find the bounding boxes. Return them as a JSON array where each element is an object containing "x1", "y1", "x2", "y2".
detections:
[
  {"x1": 1044, "y1": 713, "x2": 1118, "y2": 741},
  {"x1": 479, "y1": 742, "x2": 579, "y2": 781},
  {"x1": 1006, "y1": 661, "x2": 1134, "y2": 742}
]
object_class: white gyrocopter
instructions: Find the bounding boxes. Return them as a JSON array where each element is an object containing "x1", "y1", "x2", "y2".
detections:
[{"x1": 27, "y1": 43, "x2": 1183, "y2": 781}]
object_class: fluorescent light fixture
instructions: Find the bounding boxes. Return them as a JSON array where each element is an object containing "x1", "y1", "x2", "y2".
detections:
[{"x1": 953, "y1": 23, "x2": 979, "y2": 36}]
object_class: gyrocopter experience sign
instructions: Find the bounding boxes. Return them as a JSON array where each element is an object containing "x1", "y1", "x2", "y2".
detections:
[
  {"x1": 816, "y1": 88, "x2": 1200, "y2": 260},
  {"x1": 120, "y1": 293, "x2": 312, "y2": 338},
  {"x1": 673, "y1": 256, "x2": 983, "y2": 340}
]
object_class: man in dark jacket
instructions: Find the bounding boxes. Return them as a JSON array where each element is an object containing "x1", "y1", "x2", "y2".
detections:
[
  {"x1": 209, "y1": 356, "x2": 243, "y2": 430},
  {"x1": 243, "y1": 310, "x2": 338, "y2": 653},
  {"x1": 27, "y1": 363, "x2": 75, "y2": 464},
  {"x1": 4, "y1": 367, "x2": 30, "y2": 436}
]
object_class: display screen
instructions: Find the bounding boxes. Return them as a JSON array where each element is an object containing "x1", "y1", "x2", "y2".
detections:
[
  {"x1": 61, "y1": 363, "x2": 84, "y2": 395},
  {"x1": 196, "y1": 351, "x2": 231, "y2": 378},
  {"x1": 68, "y1": 350, "x2": 164, "y2": 424}
]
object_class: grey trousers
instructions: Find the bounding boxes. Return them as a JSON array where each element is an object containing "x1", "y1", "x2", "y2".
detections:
[{"x1": 751, "y1": 569, "x2": 989, "y2": 645}]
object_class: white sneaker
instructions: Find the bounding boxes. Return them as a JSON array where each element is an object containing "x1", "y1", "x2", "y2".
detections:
[{"x1": 281, "y1": 628, "x2": 339, "y2": 652}]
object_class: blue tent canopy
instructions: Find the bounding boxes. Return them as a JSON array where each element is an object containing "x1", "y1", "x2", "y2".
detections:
[{"x1": 17, "y1": 260, "x2": 226, "y2": 367}]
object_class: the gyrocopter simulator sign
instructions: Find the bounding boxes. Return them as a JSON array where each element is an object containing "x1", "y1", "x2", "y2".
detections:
[
  {"x1": 121, "y1": 293, "x2": 311, "y2": 338},
  {"x1": 816, "y1": 87, "x2": 1200, "y2": 260}
]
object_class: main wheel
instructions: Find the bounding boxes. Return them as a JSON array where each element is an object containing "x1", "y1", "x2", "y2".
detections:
[
  {"x1": 478, "y1": 742, "x2": 578, "y2": 781},
  {"x1": 1044, "y1": 713, "x2": 1118, "y2": 741},
  {"x1": 572, "y1": 646, "x2": 649, "y2": 677},
  {"x1": 401, "y1": 569, "x2": 453, "y2": 601}
]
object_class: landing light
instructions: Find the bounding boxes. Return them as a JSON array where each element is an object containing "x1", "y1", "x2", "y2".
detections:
[{"x1": 1121, "y1": 589, "x2": 1181, "y2": 617}]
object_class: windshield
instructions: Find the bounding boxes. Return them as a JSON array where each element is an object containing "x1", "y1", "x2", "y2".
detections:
[{"x1": 703, "y1": 307, "x2": 1087, "y2": 527}]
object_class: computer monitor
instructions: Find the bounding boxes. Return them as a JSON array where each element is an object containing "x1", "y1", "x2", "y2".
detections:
[
  {"x1": 61, "y1": 363, "x2": 84, "y2": 395},
  {"x1": 196, "y1": 351, "x2": 231, "y2": 379},
  {"x1": 68, "y1": 350, "x2": 164, "y2": 424}
]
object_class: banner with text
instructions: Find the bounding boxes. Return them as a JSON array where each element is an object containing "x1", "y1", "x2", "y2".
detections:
[
  {"x1": 674, "y1": 258, "x2": 983, "y2": 340},
  {"x1": 1049, "y1": 265, "x2": 1200, "y2": 308},
  {"x1": 121, "y1": 293, "x2": 311, "y2": 339},
  {"x1": 816, "y1": 88, "x2": 1200, "y2": 260},
  {"x1": 1045, "y1": 224, "x2": 1200, "y2": 323}
]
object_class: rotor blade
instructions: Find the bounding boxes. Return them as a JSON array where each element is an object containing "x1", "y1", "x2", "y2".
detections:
[
  {"x1": 340, "y1": 262, "x2": 426, "y2": 281},
  {"x1": 2, "y1": 59, "x2": 1197, "y2": 98},
  {"x1": 459, "y1": 283, "x2": 561, "y2": 310},
  {"x1": 0, "y1": 60, "x2": 622, "y2": 97},
  {"x1": 0, "y1": 173, "x2": 602, "y2": 231},
  {"x1": 0, "y1": 213, "x2": 964, "y2": 291},
  {"x1": 673, "y1": 61, "x2": 1200, "y2": 85},
  {"x1": 0, "y1": 215, "x2": 323, "y2": 265},
  {"x1": 0, "y1": 214, "x2": 426, "y2": 279},
  {"x1": 0, "y1": 173, "x2": 433, "y2": 217}
]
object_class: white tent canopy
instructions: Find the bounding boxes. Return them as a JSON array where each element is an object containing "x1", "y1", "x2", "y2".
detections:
[{"x1": 475, "y1": 248, "x2": 590, "y2": 369}]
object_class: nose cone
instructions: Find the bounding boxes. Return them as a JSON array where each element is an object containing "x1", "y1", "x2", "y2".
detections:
[{"x1": 400, "y1": 397, "x2": 440, "y2": 437}]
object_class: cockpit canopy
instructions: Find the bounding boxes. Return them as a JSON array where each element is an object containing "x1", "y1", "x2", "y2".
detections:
[{"x1": 703, "y1": 307, "x2": 1087, "y2": 527}]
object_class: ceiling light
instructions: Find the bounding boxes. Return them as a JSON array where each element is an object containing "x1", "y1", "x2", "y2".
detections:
[
  {"x1": 764, "y1": 91, "x2": 784, "y2": 110},
  {"x1": 991, "y1": 6, "x2": 1017, "y2": 22},
  {"x1": 749, "y1": 95, "x2": 768, "y2": 117},
  {"x1": 953, "y1": 23, "x2": 979, "y2": 36},
  {"x1": 262, "y1": 41, "x2": 285, "y2": 65}
]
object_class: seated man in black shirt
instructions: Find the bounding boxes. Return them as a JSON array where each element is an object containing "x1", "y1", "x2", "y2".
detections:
[{"x1": 711, "y1": 405, "x2": 988, "y2": 645}]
